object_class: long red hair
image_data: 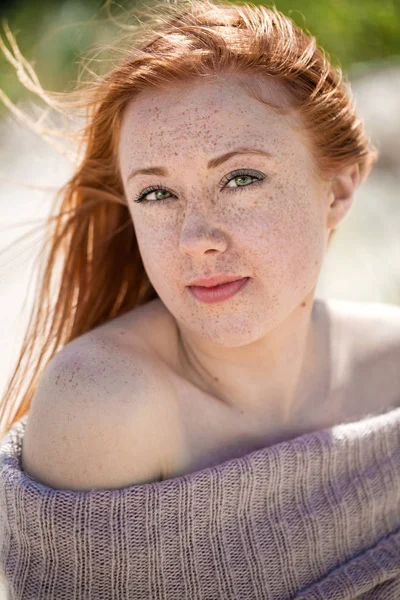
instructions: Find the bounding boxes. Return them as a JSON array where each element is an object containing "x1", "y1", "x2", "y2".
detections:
[{"x1": 0, "y1": 0, "x2": 378, "y2": 441}]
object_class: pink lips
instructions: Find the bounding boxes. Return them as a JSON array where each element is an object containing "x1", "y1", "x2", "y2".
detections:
[{"x1": 188, "y1": 277, "x2": 250, "y2": 304}]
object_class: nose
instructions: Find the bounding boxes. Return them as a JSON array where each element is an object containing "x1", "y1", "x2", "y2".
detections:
[{"x1": 178, "y1": 210, "x2": 228, "y2": 257}]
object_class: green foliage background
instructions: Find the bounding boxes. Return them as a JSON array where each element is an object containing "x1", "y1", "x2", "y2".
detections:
[{"x1": 0, "y1": 0, "x2": 399, "y2": 112}]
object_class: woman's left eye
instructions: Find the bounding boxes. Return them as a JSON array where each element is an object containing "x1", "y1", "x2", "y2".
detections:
[{"x1": 220, "y1": 169, "x2": 266, "y2": 191}]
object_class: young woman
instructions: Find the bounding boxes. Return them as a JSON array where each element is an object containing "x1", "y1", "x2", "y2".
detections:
[{"x1": 0, "y1": 1, "x2": 399, "y2": 598}]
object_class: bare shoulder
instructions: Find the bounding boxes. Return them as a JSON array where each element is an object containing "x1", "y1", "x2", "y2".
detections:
[
  {"x1": 324, "y1": 297, "x2": 400, "y2": 350},
  {"x1": 21, "y1": 330, "x2": 181, "y2": 491},
  {"x1": 323, "y1": 297, "x2": 400, "y2": 409}
]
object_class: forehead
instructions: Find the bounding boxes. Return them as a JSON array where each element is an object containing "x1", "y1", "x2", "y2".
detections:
[{"x1": 118, "y1": 75, "x2": 310, "y2": 175}]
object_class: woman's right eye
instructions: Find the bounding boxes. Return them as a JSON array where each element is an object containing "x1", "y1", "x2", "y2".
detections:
[{"x1": 133, "y1": 184, "x2": 174, "y2": 205}]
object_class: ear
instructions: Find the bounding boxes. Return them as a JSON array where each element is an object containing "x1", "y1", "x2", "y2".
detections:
[{"x1": 325, "y1": 163, "x2": 360, "y2": 229}]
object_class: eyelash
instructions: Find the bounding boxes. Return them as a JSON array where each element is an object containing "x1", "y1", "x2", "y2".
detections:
[{"x1": 132, "y1": 169, "x2": 266, "y2": 205}]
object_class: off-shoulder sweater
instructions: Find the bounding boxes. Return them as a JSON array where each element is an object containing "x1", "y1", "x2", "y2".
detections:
[{"x1": 0, "y1": 406, "x2": 400, "y2": 599}]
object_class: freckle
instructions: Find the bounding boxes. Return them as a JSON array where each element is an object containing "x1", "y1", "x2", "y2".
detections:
[{"x1": 301, "y1": 302, "x2": 306, "y2": 307}]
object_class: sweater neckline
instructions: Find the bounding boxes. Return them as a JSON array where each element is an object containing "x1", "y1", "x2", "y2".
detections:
[{"x1": 3, "y1": 402, "x2": 400, "y2": 497}]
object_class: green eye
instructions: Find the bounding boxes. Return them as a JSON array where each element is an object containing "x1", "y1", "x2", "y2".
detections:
[
  {"x1": 219, "y1": 168, "x2": 265, "y2": 192},
  {"x1": 133, "y1": 168, "x2": 265, "y2": 204},
  {"x1": 133, "y1": 184, "x2": 175, "y2": 204},
  {"x1": 227, "y1": 174, "x2": 255, "y2": 187}
]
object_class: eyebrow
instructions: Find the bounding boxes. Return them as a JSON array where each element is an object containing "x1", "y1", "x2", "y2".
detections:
[{"x1": 127, "y1": 147, "x2": 273, "y2": 182}]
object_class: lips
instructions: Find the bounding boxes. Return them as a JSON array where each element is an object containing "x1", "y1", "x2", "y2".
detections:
[
  {"x1": 188, "y1": 277, "x2": 250, "y2": 304},
  {"x1": 187, "y1": 274, "x2": 245, "y2": 288}
]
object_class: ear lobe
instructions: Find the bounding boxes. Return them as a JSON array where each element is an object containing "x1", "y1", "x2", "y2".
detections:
[{"x1": 326, "y1": 163, "x2": 360, "y2": 228}]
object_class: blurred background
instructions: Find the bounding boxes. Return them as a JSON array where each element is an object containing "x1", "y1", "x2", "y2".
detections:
[{"x1": 0, "y1": 0, "x2": 399, "y2": 405}]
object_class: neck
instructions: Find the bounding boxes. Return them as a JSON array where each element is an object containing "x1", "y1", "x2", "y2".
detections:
[{"x1": 175, "y1": 294, "x2": 328, "y2": 428}]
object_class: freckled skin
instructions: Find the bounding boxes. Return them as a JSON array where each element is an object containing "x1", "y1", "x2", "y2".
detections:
[{"x1": 118, "y1": 73, "x2": 357, "y2": 423}]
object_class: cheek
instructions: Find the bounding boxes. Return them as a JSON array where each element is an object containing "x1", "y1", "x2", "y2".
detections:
[
  {"x1": 248, "y1": 188, "x2": 325, "y2": 283},
  {"x1": 276, "y1": 198, "x2": 325, "y2": 287},
  {"x1": 132, "y1": 213, "x2": 178, "y2": 284}
]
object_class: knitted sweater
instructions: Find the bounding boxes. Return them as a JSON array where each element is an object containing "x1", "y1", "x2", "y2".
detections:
[{"x1": 0, "y1": 407, "x2": 400, "y2": 600}]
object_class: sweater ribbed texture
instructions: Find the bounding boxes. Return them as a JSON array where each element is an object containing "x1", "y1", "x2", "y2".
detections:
[{"x1": 0, "y1": 406, "x2": 400, "y2": 599}]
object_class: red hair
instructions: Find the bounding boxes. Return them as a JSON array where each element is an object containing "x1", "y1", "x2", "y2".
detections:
[{"x1": 0, "y1": 0, "x2": 377, "y2": 440}]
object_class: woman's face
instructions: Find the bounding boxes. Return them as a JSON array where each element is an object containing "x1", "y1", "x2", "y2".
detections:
[{"x1": 118, "y1": 75, "x2": 333, "y2": 347}]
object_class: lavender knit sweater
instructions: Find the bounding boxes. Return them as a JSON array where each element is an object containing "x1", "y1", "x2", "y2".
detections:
[{"x1": 0, "y1": 406, "x2": 400, "y2": 599}]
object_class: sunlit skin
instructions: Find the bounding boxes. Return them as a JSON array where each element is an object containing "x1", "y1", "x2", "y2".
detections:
[{"x1": 118, "y1": 73, "x2": 360, "y2": 428}]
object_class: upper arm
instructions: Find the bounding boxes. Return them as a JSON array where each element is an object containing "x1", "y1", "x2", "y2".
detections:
[{"x1": 21, "y1": 338, "x2": 179, "y2": 491}]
